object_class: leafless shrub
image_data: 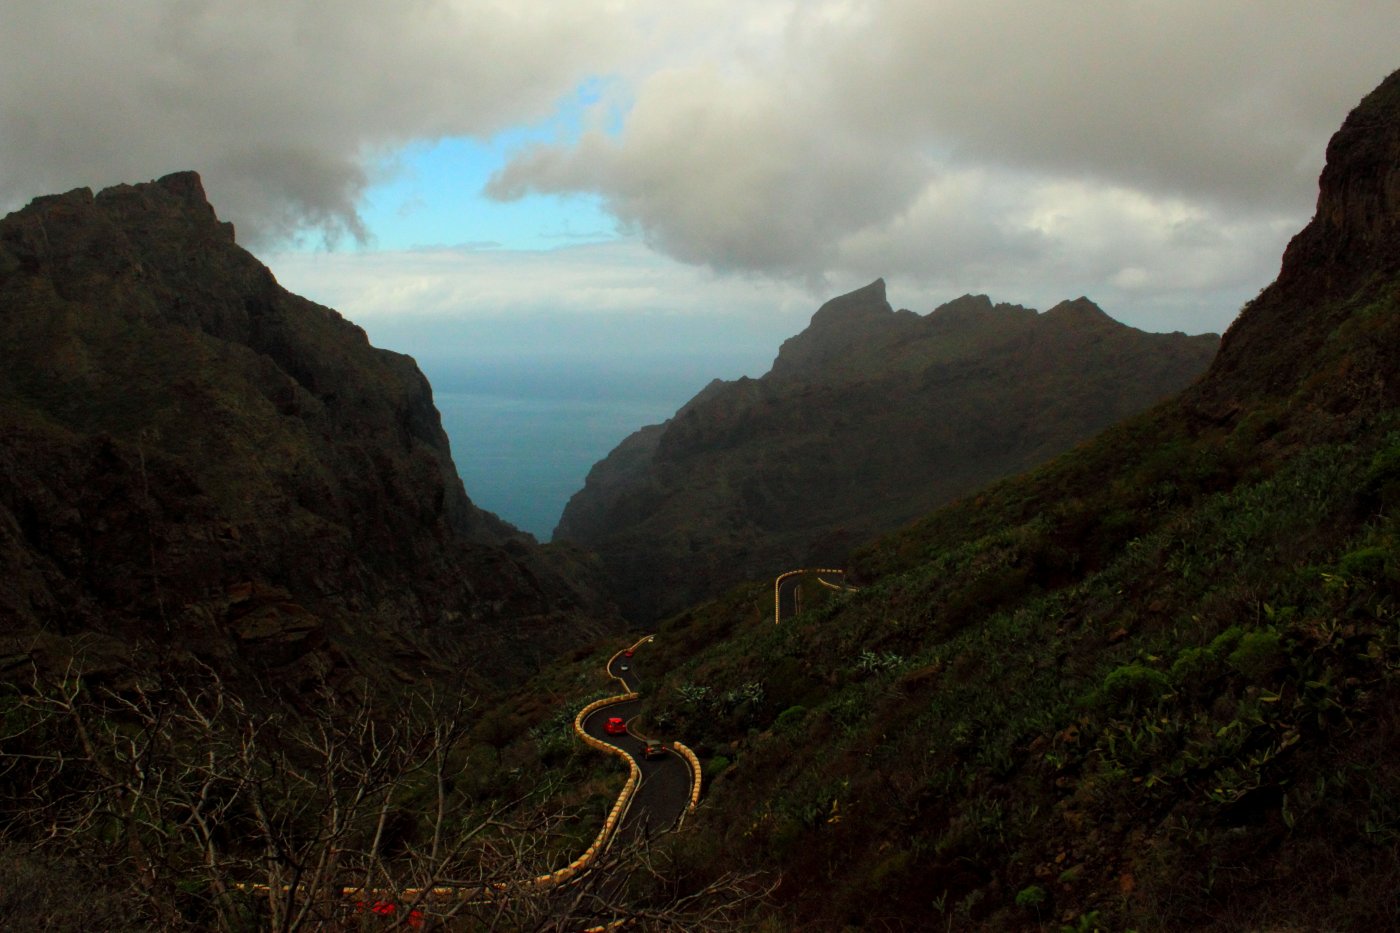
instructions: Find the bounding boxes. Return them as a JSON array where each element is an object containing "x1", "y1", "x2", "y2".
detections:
[{"x1": 0, "y1": 663, "x2": 770, "y2": 930}]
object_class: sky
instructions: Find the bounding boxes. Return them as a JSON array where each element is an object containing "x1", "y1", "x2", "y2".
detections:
[{"x1": 3, "y1": 1, "x2": 1399, "y2": 373}]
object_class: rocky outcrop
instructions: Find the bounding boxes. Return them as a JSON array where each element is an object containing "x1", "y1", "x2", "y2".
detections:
[
  {"x1": 0, "y1": 172, "x2": 614, "y2": 689},
  {"x1": 556, "y1": 283, "x2": 1218, "y2": 622},
  {"x1": 1190, "y1": 69, "x2": 1400, "y2": 420}
]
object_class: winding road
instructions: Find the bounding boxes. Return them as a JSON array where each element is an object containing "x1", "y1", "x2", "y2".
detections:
[{"x1": 579, "y1": 640, "x2": 695, "y2": 844}]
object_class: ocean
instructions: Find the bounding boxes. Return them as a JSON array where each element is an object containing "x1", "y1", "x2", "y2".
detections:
[{"x1": 417, "y1": 357, "x2": 731, "y2": 540}]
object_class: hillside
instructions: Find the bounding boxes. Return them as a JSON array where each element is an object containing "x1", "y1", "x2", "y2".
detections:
[
  {"x1": 0, "y1": 172, "x2": 616, "y2": 692},
  {"x1": 575, "y1": 67, "x2": 1400, "y2": 929},
  {"x1": 556, "y1": 285, "x2": 1217, "y2": 622}
]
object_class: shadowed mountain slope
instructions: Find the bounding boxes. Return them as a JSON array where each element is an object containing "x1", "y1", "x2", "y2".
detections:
[
  {"x1": 0, "y1": 172, "x2": 614, "y2": 691},
  {"x1": 556, "y1": 284, "x2": 1217, "y2": 622}
]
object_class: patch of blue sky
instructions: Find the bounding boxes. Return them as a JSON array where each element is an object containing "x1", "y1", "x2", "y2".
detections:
[{"x1": 354, "y1": 77, "x2": 623, "y2": 253}]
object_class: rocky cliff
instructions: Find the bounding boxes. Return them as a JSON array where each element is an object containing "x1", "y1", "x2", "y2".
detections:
[
  {"x1": 0, "y1": 172, "x2": 613, "y2": 690},
  {"x1": 556, "y1": 284, "x2": 1218, "y2": 622},
  {"x1": 1188, "y1": 71, "x2": 1400, "y2": 420}
]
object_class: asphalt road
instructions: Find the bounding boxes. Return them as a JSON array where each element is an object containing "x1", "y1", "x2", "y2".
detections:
[{"x1": 580, "y1": 646, "x2": 693, "y2": 843}]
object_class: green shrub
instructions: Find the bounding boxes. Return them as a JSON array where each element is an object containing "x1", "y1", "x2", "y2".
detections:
[
  {"x1": 1015, "y1": 884, "x2": 1048, "y2": 909},
  {"x1": 1097, "y1": 663, "x2": 1171, "y2": 709},
  {"x1": 1208, "y1": 625, "x2": 1245, "y2": 657},
  {"x1": 1228, "y1": 630, "x2": 1285, "y2": 681},
  {"x1": 1362, "y1": 438, "x2": 1400, "y2": 511},
  {"x1": 1170, "y1": 625, "x2": 1259, "y2": 697},
  {"x1": 774, "y1": 705, "x2": 808, "y2": 733},
  {"x1": 1170, "y1": 646, "x2": 1220, "y2": 688},
  {"x1": 1060, "y1": 911, "x2": 1103, "y2": 933},
  {"x1": 1338, "y1": 546, "x2": 1391, "y2": 584}
]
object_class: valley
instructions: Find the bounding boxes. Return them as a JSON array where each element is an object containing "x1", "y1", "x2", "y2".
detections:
[{"x1": 2, "y1": 55, "x2": 1399, "y2": 933}]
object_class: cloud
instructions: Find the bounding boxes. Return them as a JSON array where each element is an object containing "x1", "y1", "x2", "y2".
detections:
[
  {"x1": 488, "y1": 0, "x2": 1400, "y2": 307},
  {"x1": 0, "y1": 0, "x2": 636, "y2": 245},
  {"x1": 487, "y1": 63, "x2": 930, "y2": 277},
  {"x1": 828, "y1": 169, "x2": 1300, "y2": 333},
  {"x1": 263, "y1": 240, "x2": 833, "y2": 386},
  {"x1": 268, "y1": 239, "x2": 813, "y2": 319},
  {"x1": 825, "y1": 0, "x2": 1394, "y2": 211},
  {"x1": 5, "y1": 0, "x2": 1397, "y2": 338}
]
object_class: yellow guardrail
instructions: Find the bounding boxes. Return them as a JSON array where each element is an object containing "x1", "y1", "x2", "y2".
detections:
[
  {"x1": 815, "y1": 574, "x2": 858, "y2": 592},
  {"x1": 773, "y1": 568, "x2": 855, "y2": 623},
  {"x1": 670, "y1": 740, "x2": 703, "y2": 825},
  {"x1": 532, "y1": 633, "x2": 656, "y2": 885},
  {"x1": 532, "y1": 690, "x2": 642, "y2": 886}
]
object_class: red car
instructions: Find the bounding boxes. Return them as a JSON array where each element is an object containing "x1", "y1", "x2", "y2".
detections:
[
  {"x1": 623, "y1": 649, "x2": 635, "y2": 658},
  {"x1": 604, "y1": 717, "x2": 627, "y2": 736}
]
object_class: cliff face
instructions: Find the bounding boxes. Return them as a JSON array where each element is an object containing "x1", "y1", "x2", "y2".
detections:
[
  {"x1": 1189, "y1": 72, "x2": 1400, "y2": 421},
  {"x1": 0, "y1": 172, "x2": 612, "y2": 688},
  {"x1": 556, "y1": 283, "x2": 1218, "y2": 622}
]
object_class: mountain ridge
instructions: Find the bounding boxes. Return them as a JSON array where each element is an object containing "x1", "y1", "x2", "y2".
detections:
[
  {"x1": 556, "y1": 285, "x2": 1219, "y2": 622},
  {"x1": 0, "y1": 171, "x2": 615, "y2": 690}
]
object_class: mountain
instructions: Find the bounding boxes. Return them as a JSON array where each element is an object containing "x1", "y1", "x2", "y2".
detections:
[
  {"x1": 592, "y1": 67, "x2": 1400, "y2": 929},
  {"x1": 0, "y1": 172, "x2": 614, "y2": 691},
  {"x1": 556, "y1": 284, "x2": 1218, "y2": 622}
]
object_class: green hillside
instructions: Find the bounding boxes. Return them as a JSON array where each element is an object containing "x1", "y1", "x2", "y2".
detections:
[{"x1": 588, "y1": 68, "x2": 1400, "y2": 930}]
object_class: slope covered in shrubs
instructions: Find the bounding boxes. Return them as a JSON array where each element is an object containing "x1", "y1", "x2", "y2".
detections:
[{"x1": 609, "y1": 67, "x2": 1400, "y2": 930}]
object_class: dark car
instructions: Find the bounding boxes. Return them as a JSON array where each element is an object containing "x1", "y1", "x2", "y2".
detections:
[
  {"x1": 641, "y1": 743, "x2": 667, "y2": 760},
  {"x1": 604, "y1": 717, "x2": 627, "y2": 736}
]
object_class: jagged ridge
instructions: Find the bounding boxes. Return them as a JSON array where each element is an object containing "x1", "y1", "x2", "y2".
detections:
[{"x1": 556, "y1": 282, "x2": 1218, "y2": 622}]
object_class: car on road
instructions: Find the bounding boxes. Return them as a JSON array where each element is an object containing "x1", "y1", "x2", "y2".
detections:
[
  {"x1": 623, "y1": 649, "x2": 635, "y2": 658},
  {"x1": 642, "y1": 743, "x2": 667, "y2": 760},
  {"x1": 604, "y1": 717, "x2": 627, "y2": 736},
  {"x1": 618, "y1": 664, "x2": 629, "y2": 672}
]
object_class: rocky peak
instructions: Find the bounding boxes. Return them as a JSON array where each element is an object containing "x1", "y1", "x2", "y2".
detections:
[
  {"x1": 808, "y1": 277, "x2": 891, "y2": 326},
  {"x1": 1041, "y1": 297, "x2": 1117, "y2": 329},
  {"x1": 557, "y1": 280, "x2": 1217, "y2": 622},
  {"x1": 1194, "y1": 67, "x2": 1400, "y2": 414},
  {"x1": 925, "y1": 294, "x2": 1037, "y2": 333},
  {"x1": 768, "y1": 283, "x2": 1121, "y2": 386},
  {"x1": 768, "y1": 279, "x2": 896, "y2": 380},
  {"x1": 928, "y1": 293, "x2": 994, "y2": 319},
  {"x1": 101, "y1": 169, "x2": 227, "y2": 221},
  {"x1": 1286, "y1": 69, "x2": 1400, "y2": 276}
]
